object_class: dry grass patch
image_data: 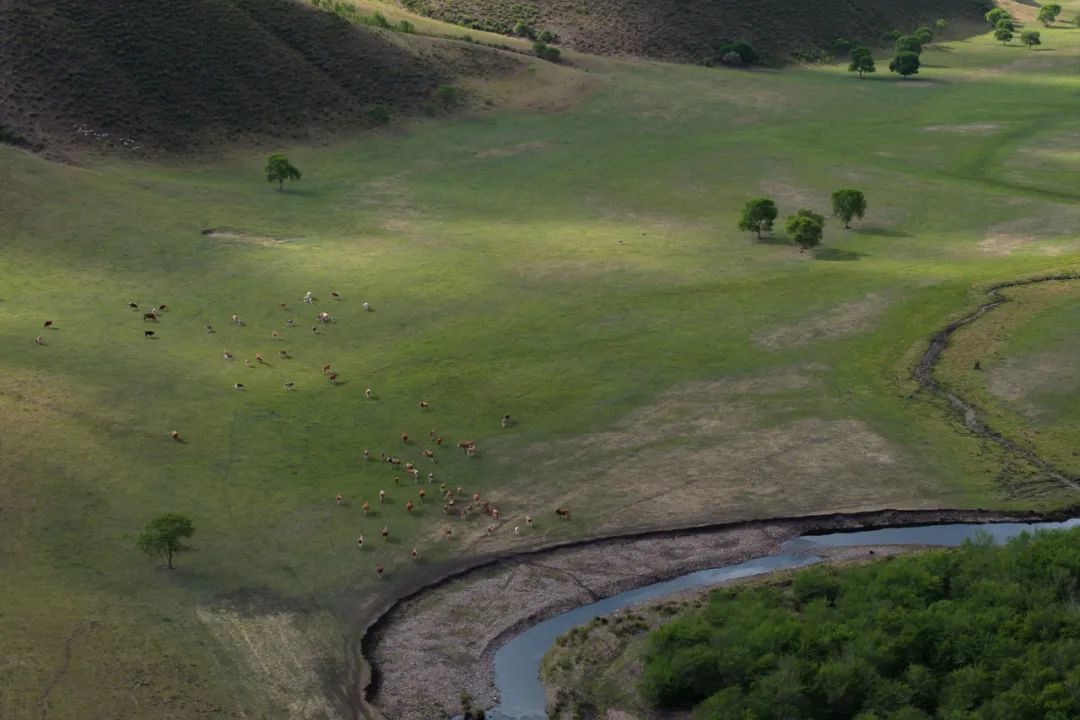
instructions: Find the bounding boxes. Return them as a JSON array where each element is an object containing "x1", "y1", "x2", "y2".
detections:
[{"x1": 755, "y1": 293, "x2": 893, "y2": 349}]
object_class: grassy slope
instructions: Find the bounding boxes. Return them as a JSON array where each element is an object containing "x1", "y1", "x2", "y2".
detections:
[{"x1": 1, "y1": 16, "x2": 1079, "y2": 720}]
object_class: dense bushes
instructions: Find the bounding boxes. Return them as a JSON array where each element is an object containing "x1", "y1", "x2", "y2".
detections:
[{"x1": 640, "y1": 528, "x2": 1080, "y2": 719}]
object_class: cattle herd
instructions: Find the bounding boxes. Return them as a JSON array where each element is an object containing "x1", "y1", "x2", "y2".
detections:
[{"x1": 34, "y1": 292, "x2": 574, "y2": 579}]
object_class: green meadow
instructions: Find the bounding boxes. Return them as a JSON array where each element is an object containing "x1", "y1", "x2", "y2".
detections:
[{"x1": 1, "y1": 13, "x2": 1078, "y2": 718}]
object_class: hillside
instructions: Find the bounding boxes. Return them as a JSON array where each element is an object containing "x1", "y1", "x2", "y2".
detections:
[
  {"x1": 0, "y1": 0, "x2": 519, "y2": 153},
  {"x1": 395, "y1": 0, "x2": 988, "y2": 62}
]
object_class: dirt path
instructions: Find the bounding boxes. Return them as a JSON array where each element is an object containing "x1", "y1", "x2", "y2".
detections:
[{"x1": 358, "y1": 507, "x2": 1072, "y2": 719}]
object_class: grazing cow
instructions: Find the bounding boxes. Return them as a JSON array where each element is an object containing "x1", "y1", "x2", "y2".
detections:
[
  {"x1": 286, "y1": 319, "x2": 295, "y2": 327},
  {"x1": 410, "y1": 468, "x2": 419, "y2": 482},
  {"x1": 365, "y1": 388, "x2": 374, "y2": 399},
  {"x1": 363, "y1": 449, "x2": 370, "y2": 461},
  {"x1": 321, "y1": 363, "x2": 331, "y2": 374},
  {"x1": 486, "y1": 525, "x2": 494, "y2": 535},
  {"x1": 234, "y1": 383, "x2": 244, "y2": 390},
  {"x1": 380, "y1": 526, "x2": 389, "y2": 540},
  {"x1": 311, "y1": 326, "x2": 318, "y2": 333},
  {"x1": 272, "y1": 330, "x2": 280, "y2": 340},
  {"x1": 144, "y1": 330, "x2": 155, "y2": 338},
  {"x1": 43, "y1": 321, "x2": 53, "y2": 329},
  {"x1": 244, "y1": 359, "x2": 252, "y2": 368},
  {"x1": 526, "y1": 515, "x2": 533, "y2": 526},
  {"x1": 411, "y1": 547, "x2": 418, "y2": 559},
  {"x1": 457, "y1": 440, "x2": 475, "y2": 453},
  {"x1": 362, "y1": 501, "x2": 370, "y2": 515},
  {"x1": 283, "y1": 381, "x2": 294, "y2": 390},
  {"x1": 128, "y1": 302, "x2": 139, "y2": 309},
  {"x1": 514, "y1": 526, "x2": 520, "y2": 536},
  {"x1": 401, "y1": 433, "x2": 409, "y2": 445},
  {"x1": 418, "y1": 489, "x2": 426, "y2": 501},
  {"x1": 205, "y1": 325, "x2": 215, "y2": 333},
  {"x1": 473, "y1": 493, "x2": 481, "y2": 502},
  {"x1": 278, "y1": 303, "x2": 287, "y2": 311},
  {"x1": 379, "y1": 489, "x2": 386, "y2": 503},
  {"x1": 501, "y1": 414, "x2": 510, "y2": 428},
  {"x1": 223, "y1": 351, "x2": 233, "y2": 360},
  {"x1": 492, "y1": 508, "x2": 500, "y2": 521},
  {"x1": 444, "y1": 527, "x2": 453, "y2": 539},
  {"x1": 394, "y1": 476, "x2": 401, "y2": 486},
  {"x1": 157, "y1": 305, "x2": 167, "y2": 312},
  {"x1": 357, "y1": 536, "x2": 364, "y2": 549},
  {"x1": 376, "y1": 564, "x2": 384, "y2": 579},
  {"x1": 555, "y1": 507, "x2": 572, "y2": 519},
  {"x1": 362, "y1": 302, "x2": 370, "y2": 312},
  {"x1": 457, "y1": 486, "x2": 464, "y2": 495},
  {"x1": 466, "y1": 446, "x2": 478, "y2": 457},
  {"x1": 279, "y1": 350, "x2": 289, "y2": 360},
  {"x1": 331, "y1": 291, "x2": 341, "y2": 300},
  {"x1": 422, "y1": 450, "x2": 434, "y2": 461},
  {"x1": 429, "y1": 428, "x2": 438, "y2": 439},
  {"x1": 428, "y1": 473, "x2": 435, "y2": 484},
  {"x1": 303, "y1": 291, "x2": 313, "y2": 304},
  {"x1": 436, "y1": 436, "x2": 444, "y2": 447},
  {"x1": 255, "y1": 353, "x2": 263, "y2": 364},
  {"x1": 328, "y1": 373, "x2": 338, "y2": 384},
  {"x1": 418, "y1": 401, "x2": 430, "y2": 409},
  {"x1": 336, "y1": 493, "x2": 343, "y2": 505},
  {"x1": 405, "y1": 462, "x2": 415, "y2": 472},
  {"x1": 170, "y1": 430, "x2": 181, "y2": 442},
  {"x1": 406, "y1": 500, "x2": 414, "y2": 513},
  {"x1": 230, "y1": 314, "x2": 240, "y2": 325},
  {"x1": 143, "y1": 313, "x2": 158, "y2": 322}
]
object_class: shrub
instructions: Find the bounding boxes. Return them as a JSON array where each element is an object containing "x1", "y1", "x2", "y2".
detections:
[
  {"x1": 367, "y1": 104, "x2": 391, "y2": 124},
  {"x1": 913, "y1": 26, "x2": 934, "y2": 44},
  {"x1": 533, "y1": 41, "x2": 561, "y2": 62},
  {"x1": 721, "y1": 51, "x2": 744, "y2": 66},
  {"x1": 717, "y1": 39, "x2": 759, "y2": 64},
  {"x1": 435, "y1": 84, "x2": 460, "y2": 109},
  {"x1": 895, "y1": 35, "x2": 923, "y2": 54},
  {"x1": 537, "y1": 29, "x2": 559, "y2": 43},
  {"x1": 398, "y1": 20, "x2": 415, "y2": 33},
  {"x1": 371, "y1": 11, "x2": 390, "y2": 28},
  {"x1": 512, "y1": 20, "x2": 536, "y2": 38}
]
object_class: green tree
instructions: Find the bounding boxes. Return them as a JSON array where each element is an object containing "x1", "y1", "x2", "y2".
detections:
[
  {"x1": 738, "y1": 198, "x2": 778, "y2": 239},
  {"x1": 265, "y1": 154, "x2": 301, "y2": 191},
  {"x1": 994, "y1": 27, "x2": 1014, "y2": 45},
  {"x1": 786, "y1": 209, "x2": 825, "y2": 251},
  {"x1": 718, "y1": 40, "x2": 760, "y2": 64},
  {"x1": 985, "y1": 8, "x2": 1010, "y2": 25},
  {"x1": 882, "y1": 29, "x2": 901, "y2": 44},
  {"x1": 830, "y1": 189, "x2": 867, "y2": 228},
  {"x1": 1044, "y1": 3, "x2": 1063, "y2": 18},
  {"x1": 913, "y1": 26, "x2": 934, "y2": 45},
  {"x1": 849, "y1": 47, "x2": 876, "y2": 77},
  {"x1": 1021, "y1": 30, "x2": 1042, "y2": 49},
  {"x1": 895, "y1": 35, "x2": 923, "y2": 54},
  {"x1": 367, "y1": 104, "x2": 391, "y2": 124},
  {"x1": 889, "y1": 51, "x2": 921, "y2": 78},
  {"x1": 435, "y1": 84, "x2": 460, "y2": 110},
  {"x1": 533, "y1": 41, "x2": 561, "y2": 62},
  {"x1": 136, "y1": 513, "x2": 195, "y2": 569},
  {"x1": 934, "y1": 18, "x2": 948, "y2": 32},
  {"x1": 996, "y1": 18, "x2": 1015, "y2": 32},
  {"x1": 1037, "y1": 6, "x2": 1056, "y2": 25}
]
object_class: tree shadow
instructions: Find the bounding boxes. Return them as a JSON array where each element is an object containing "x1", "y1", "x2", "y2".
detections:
[
  {"x1": 814, "y1": 247, "x2": 866, "y2": 261},
  {"x1": 758, "y1": 236, "x2": 793, "y2": 246},
  {"x1": 854, "y1": 227, "x2": 912, "y2": 238}
]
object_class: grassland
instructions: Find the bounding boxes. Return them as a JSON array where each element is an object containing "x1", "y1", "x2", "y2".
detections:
[{"x1": 1, "y1": 9, "x2": 1079, "y2": 719}]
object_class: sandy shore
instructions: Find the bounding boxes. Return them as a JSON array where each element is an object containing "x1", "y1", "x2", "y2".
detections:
[{"x1": 361, "y1": 508, "x2": 1057, "y2": 719}]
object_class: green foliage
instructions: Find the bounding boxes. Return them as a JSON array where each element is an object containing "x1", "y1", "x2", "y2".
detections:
[
  {"x1": 533, "y1": 41, "x2": 562, "y2": 62},
  {"x1": 848, "y1": 47, "x2": 876, "y2": 77},
  {"x1": 1021, "y1": 30, "x2": 1042, "y2": 49},
  {"x1": 995, "y1": 27, "x2": 1014, "y2": 45},
  {"x1": 984, "y1": 8, "x2": 1011, "y2": 25},
  {"x1": 894, "y1": 35, "x2": 922, "y2": 54},
  {"x1": 435, "y1": 84, "x2": 461, "y2": 110},
  {"x1": 881, "y1": 29, "x2": 901, "y2": 43},
  {"x1": 889, "y1": 51, "x2": 921, "y2": 78},
  {"x1": 913, "y1": 26, "x2": 933, "y2": 45},
  {"x1": 1037, "y1": 6, "x2": 1057, "y2": 26},
  {"x1": 398, "y1": 19, "x2": 416, "y2": 33},
  {"x1": 513, "y1": 20, "x2": 536, "y2": 38},
  {"x1": 831, "y1": 188, "x2": 867, "y2": 228},
  {"x1": 717, "y1": 40, "x2": 760, "y2": 64},
  {"x1": 737, "y1": 198, "x2": 778, "y2": 239},
  {"x1": 367, "y1": 104, "x2": 392, "y2": 124},
  {"x1": 265, "y1": 154, "x2": 301, "y2": 191},
  {"x1": 538, "y1": 29, "x2": 559, "y2": 43},
  {"x1": 136, "y1": 513, "x2": 195, "y2": 569},
  {"x1": 785, "y1": 209, "x2": 825, "y2": 251},
  {"x1": 996, "y1": 18, "x2": 1015, "y2": 32},
  {"x1": 641, "y1": 529, "x2": 1080, "y2": 719},
  {"x1": 933, "y1": 18, "x2": 948, "y2": 32}
]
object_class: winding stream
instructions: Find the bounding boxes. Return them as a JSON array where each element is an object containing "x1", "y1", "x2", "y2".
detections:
[{"x1": 484, "y1": 518, "x2": 1080, "y2": 720}]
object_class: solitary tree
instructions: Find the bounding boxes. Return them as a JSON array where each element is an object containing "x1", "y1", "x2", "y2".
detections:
[
  {"x1": 934, "y1": 18, "x2": 948, "y2": 32},
  {"x1": 136, "y1": 513, "x2": 195, "y2": 570},
  {"x1": 830, "y1": 189, "x2": 867, "y2": 229},
  {"x1": 265, "y1": 154, "x2": 301, "y2": 191},
  {"x1": 786, "y1": 209, "x2": 825, "y2": 252},
  {"x1": 895, "y1": 35, "x2": 923, "y2": 54},
  {"x1": 985, "y1": 8, "x2": 1010, "y2": 25},
  {"x1": 994, "y1": 27, "x2": 1014, "y2": 45},
  {"x1": 848, "y1": 46, "x2": 876, "y2": 77},
  {"x1": 914, "y1": 26, "x2": 934, "y2": 45},
  {"x1": 1037, "y1": 6, "x2": 1057, "y2": 25},
  {"x1": 1021, "y1": 30, "x2": 1042, "y2": 49},
  {"x1": 889, "y1": 51, "x2": 921, "y2": 78},
  {"x1": 738, "y1": 198, "x2": 779, "y2": 239}
]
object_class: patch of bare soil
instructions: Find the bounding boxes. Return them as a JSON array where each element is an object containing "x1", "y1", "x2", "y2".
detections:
[
  {"x1": 200, "y1": 228, "x2": 296, "y2": 246},
  {"x1": 978, "y1": 211, "x2": 1080, "y2": 256},
  {"x1": 365, "y1": 509, "x2": 1050, "y2": 720},
  {"x1": 985, "y1": 351, "x2": 1080, "y2": 420},
  {"x1": 755, "y1": 293, "x2": 893, "y2": 349},
  {"x1": 923, "y1": 123, "x2": 1001, "y2": 133},
  {"x1": 475, "y1": 140, "x2": 553, "y2": 158},
  {"x1": 759, "y1": 179, "x2": 817, "y2": 210}
]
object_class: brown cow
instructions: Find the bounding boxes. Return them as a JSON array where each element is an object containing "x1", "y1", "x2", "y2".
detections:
[
  {"x1": 43, "y1": 320, "x2": 53, "y2": 329},
  {"x1": 422, "y1": 450, "x2": 434, "y2": 460},
  {"x1": 170, "y1": 430, "x2": 181, "y2": 442},
  {"x1": 405, "y1": 500, "x2": 414, "y2": 513},
  {"x1": 411, "y1": 547, "x2": 418, "y2": 559},
  {"x1": 401, "y1": 433, "x2": 409, "y2": 445},
  {"x1": 418, "y1": 489, "x2": 426, "y2": 501},
  {"x1": 380, "y1": 526, "x2": 390, "y2": 540},
  {"x1": 379, "y1": 489, "x2": 386, "y2": 503},
  {"x1": 555, "y1": 507, "x2": 572, "y2": 519},
  {"x1": 376, "y1": 564, "x2": 384, "y2": 579},
  {"x1": 362, "y1": 501, "x2": 370, "y2": 515},
  {"x1": 335, "y1": 493, "x2": 343, "y2": 505},
  {"x1": 418, "y1": 401, "x2": 430, "y2": 409},
  {"x1": 143, "y1": 313, "x2": 158, "y2": 322}
]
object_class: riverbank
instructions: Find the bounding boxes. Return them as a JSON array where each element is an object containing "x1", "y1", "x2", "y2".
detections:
[{"x1": 362, "y1": 507, "x2": 1072, "y2": 719}]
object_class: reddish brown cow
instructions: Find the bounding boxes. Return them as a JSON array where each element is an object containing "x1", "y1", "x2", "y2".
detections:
[{"x1": 555, "y1": 507, "x2": 572, "y2": 519}]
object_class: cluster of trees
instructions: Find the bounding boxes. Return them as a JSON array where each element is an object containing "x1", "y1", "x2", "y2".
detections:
[
  {"x1": 868, "y1": 22, "x2": 944, "y2": 79},
  {"x1": 987, "y1": 7, "x2": 1047, "y2": 49},
  {"x1": 738, "y1": 189, "x2": 866, "y2": 251},
  {"x1": 640, "y1": 527, "x2": 1080, "y2": 719}
]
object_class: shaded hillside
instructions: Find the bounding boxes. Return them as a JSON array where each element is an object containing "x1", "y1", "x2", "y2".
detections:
[
  {"x1": 396, "y1": 0, "x2": 988, "y2": 63},
  {"x1": 0, "y1": 0, "x2": 514, "y2": 152}
]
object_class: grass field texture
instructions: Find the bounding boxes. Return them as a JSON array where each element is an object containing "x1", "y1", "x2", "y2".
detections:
[{"x1": 1, "y1": 12, "x2": 1079, "y2": 719}]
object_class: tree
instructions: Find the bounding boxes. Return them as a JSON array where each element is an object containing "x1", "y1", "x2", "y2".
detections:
[
  {"x1": 1037, "y1": 6, "x2": 1057, "y2": 26},
  {"x1": 136, "y1": 513, "x2": 195, "y2": 570},
  {"x1": 994, "y1": 27, "x2": 1014, "y2": 45},
  {"x1": 718, "y1": 40, "x2": 760, "y2": 64},
  {"x1": 882, "y1": 30, "x2": 901, "y2": 44},
  {"x1": 914, "y1": 26, "x2": 934, "y2": 45},
  {"x1": 265, "y1": 154, "x2": 301, "y2": 191},
  {"x1": 738, "y1": 198, "x2": 778, "y2": 239},
  {"x1": 1044, "y1": 3, "x2": 1063, "y2": 19},
  {"x1": 895, "y1": 35, "x2": 923, "y2": 54},
  {"x1": 786, "y1": 209, "x2": 825, "y2": 252},
  {"x1": 996, "y1": 18, "x2": 1015, "y2": 32},
  {"x1": 1020, "y1": 30, "x2": 1042, "y2": 49},
  {"x1": 985, "y1": 8, "x2": 1010, "y2": 25},
  {"x1": 367, "y1": 104, "x2": 391, "y2": 124},
  {"x1": 889, "y1": 51, "x2": 921, "y2": 78},
  {"x1": 435, "y1": 85, "x2": 460, "y2": 110},
  {"x1": 848, "y1": 47, "x2": 876, "y2": 77},
  {"x1": 934, "y1": 18, "x2": 948, "y2": 32},
  {"x1": 533, "y1": 41, "x2": 561, "y2": 62},
  {"x1": 831, "y1": 189, "x2": 867, "y2": 229}
]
